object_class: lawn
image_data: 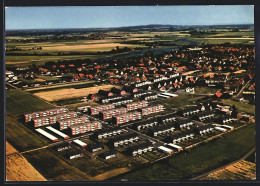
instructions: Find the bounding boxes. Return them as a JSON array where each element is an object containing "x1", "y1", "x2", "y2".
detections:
[
  {"x1": 221, "y1": 99, "x2": 255, "y2": 115},
  {"x1": 112, "y1": 124, "x2": 255, "y2": 181}
]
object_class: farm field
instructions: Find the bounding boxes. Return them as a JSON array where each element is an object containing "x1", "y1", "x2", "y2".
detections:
[
  {"x1": 6, "y1": 141, "x2": 18, "y2": 156},
  {"x1": 25, "y1": 80, "x2": 96, "y2": 93},
  {"x1": 112, "y1": 124, "x2": 255, "y2": 181},
  {"x1": 6, "y1": 154, "x2": 47, "y2": 181},
  {"x1": 199, "y1": 160, "x2": 255, "y2": 180},
  {"x1": 33, "y1": 84, "x2": 121, "y2": 101},
  {"x1": 6, "y1": 30, "x2": 254, "y2": 66},
  {"x1": 6, "y1": 89, "x2": 53, "y2": 114},
  {"x1": 6, "y1": 90, "x2": 53, "y2": 151}
]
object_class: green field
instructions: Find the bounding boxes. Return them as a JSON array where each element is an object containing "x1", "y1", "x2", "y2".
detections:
[
  {"x1": 157, "y1": 94, "x2": 208, "y2": 109},
  {"x1": 221, "y1": 99, "x2": 255, "y2": 115},
  {"x1": 23, "y1": 148, "x2": 92, "y2": 181},
  {"x1": 6, "y1": 89, "x2": 54, "y2": 151},
  {"x1": 113, "y1": 124, "x2": 255, "y2": 181},
  {"x1": 6, "y1": 115, "x2": 50, "y2": 152},
  {"x1": 6, "y1": 89, "x2": 53, "y2": 114}
]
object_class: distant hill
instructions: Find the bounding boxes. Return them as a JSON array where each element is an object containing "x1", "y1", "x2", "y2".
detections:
[{"x1": 6, "y1": 24, "x2": 254, "y2": 36}]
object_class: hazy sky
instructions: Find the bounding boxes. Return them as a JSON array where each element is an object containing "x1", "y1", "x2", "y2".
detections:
[{"x1": 5, "y1": 5, "x2": 254, "y2": 30}]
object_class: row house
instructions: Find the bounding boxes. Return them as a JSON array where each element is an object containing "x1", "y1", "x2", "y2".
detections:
[
  {"x1": 194, "y1": 125, "x2": 215, "y2": 135},
  {"x1": 33, "y1": 112, "x2": 77, "y2": 127},
  {"x1": 158, "y1": 113, "x2": 177, "y2": 124},
  {"x1": 87, "y1": 104, "x2": 115, "y2": 115},
  {"x1": 132, "y1": 118, "x2": 159, "y2": 131},
  {"x1": 134, "y1": 81, "x2": 150, "y2": 88},
  {"x1": 58, "y1": 116, "x2": 89, "y2": 130},
  {"x1": 167, "y1": 130, "x2": 195, "y2": 144},
  {"x1": 24, "y1": 107, "x2": 69, "y2": 122},
  {"x1": 175, "y1": 119, "x2": 194, "y2": 129},
  {"x1": 132, "y1": 91, "x2": 148, "y2": 98},
  {"x1": 166, "y1": 72, "x2": 180, "y2": 79},
  {"x1": 54, "y1": 142, "x2": 71, "y2": 152},
  {"x1": 99, "y1": 107, "x2": 127, "y2": 120},
  {"x1": 109, "y1": 133, "x2": 139, "y2": 147},
  {"x1": 94, "y1": 127, "x2": 124, "y2": 139},
  {"x1": 69, "y1": 121, "x2": 102, "y2": 136},
  {"x1": 87, "y1": 143, "x2": 104, "y2": 153},
  {"x1": 127, "y1": 141, "x2": 153, "y2": 156},
  {"x1": 67, "y1": 151, "x2": 84, "y2": 160},
  {"x1": 109, "y1": 97, "x2": 133, "y2": 107},
  {"x1": 178, "y1": 106, "x2": 201, "y2": 117},
  {"x1": 152, "y1": 76, "x2": 167, "y2": 83},
  {"x1": 193, "y1": 111, "x2": 215, "y2": 122},
  {"x1": 99, "y1": 95, "x2": 123, "y2": 104},
  {"x1": 141, "y1": 92, "x2": 158, "y2": 101},
  {"x1": 150, "y1": 124, "x2": 175, "y2": 137},
  {"x1": 216, "y1": 115, "x2": 235, "y2": 124},
  {"x1": 140, "y1": 104, "x2": 164, "y2": 116},
  {"x1": 100, "y1": 149, "x2": 117, "y2": 160},
  {"x1": 123, "y1": 101, "x2": 148, "y2": 111},
  {"x1": 112, "y1": 111, "x2": 142, "y2": 125}
]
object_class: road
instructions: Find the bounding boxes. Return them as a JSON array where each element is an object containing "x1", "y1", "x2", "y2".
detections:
[
  {"x1": 190, "y1": 146, "x2": 256, "y2": 180},
  {"x1": 236, "y1": 79, "x2": 252, "y2": 96}
]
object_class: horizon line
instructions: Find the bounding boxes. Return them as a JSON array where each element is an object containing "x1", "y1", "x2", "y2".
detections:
[{"x1": 5, "y1": 23, "x2": 254, "y2": 31}]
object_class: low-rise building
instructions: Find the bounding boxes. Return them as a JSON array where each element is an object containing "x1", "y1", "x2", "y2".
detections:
[
  {"x1": 128, "y1": 141, "x2": 153, "y2": 156},
  {"x1": 158, "y1": 113, "x2": 177, "y2": 124},
  {"x1": 109, "y1": 133, "x2": 139, "y2": 147},
  {"x1": 100, "y1": 149, "x2": 117, "y2": 159},
  {"x1": 178, "y1": 106, "x2": 201, "y2": 117},
  {"x1": 150, "y1": 124, "x2": 175, "y2": 137},
  {"x1": 87, "y1": 143, "x2": 104, "y2": 152},
  {"x1": 54, "y1": 142, "x2": 71, "y2": 152},
  {"x1": 157, "y1": 146, "x2": 173, "y2": 155},
  {"x1": 193, "y1": 111, "x2": 215, "y2": 122},
  {"x1": 67, "y1": 151, "x2": 83, "y2": 160},
  {"x1": 141, "y1": 92, "x2": 158, "y2": 101},
  {"x1": 132, "y1": 118, "x2": 158, "y2": 131},
  {"x1": 94, "y1": 127, "x2": 123, "y2": 139}
]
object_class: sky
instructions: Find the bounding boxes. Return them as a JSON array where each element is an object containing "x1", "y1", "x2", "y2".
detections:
[{"x1": 5, "y1": 5, "x2": 254, "y2": 30}]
